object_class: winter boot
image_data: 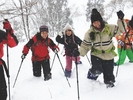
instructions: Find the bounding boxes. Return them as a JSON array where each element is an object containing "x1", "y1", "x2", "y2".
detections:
[
  {"x1": 105, "y1": 81, "x2": 115, "y2": 88},
  {"x1": 64, "y1": 69, "x2": 71, "y2": 78},
  {"x1": 87, "y1": 71, "x2": 98, "y2": 80},
  {"x1": 44, "y1": 73, "x2": 52, "y2": 81},
  {"x1": 75, "y1": 61, "x2": 82, "y2": 65}
]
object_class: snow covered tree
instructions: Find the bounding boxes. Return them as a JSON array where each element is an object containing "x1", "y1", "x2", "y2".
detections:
[{"x1": 86, "y1": 0, "x2": 105, "y2": 22}]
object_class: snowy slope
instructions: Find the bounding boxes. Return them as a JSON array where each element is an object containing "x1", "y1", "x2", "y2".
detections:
[{"x1": 3, "y1": 38, "x2": 133, "y2": 100}]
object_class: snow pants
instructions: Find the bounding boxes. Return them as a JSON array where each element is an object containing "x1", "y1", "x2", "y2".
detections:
[
  {"x1": 65, "y1": 56, "x2": 80, "y2": 71},
  {"x1": 88, "y1": 55, "x2": 115, "y2": 84},
  {"x1": 32, "y1": 59, "x2": 51, "y2": 78},
  {"x1": 116, "y1": 48, "x2": 133, "y2": 65},
  {"x1": 0, "y1": 65, "x2": 7, "y2": 100}
]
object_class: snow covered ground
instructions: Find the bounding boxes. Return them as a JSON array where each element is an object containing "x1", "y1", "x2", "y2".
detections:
[{"x1": 4, "y1": 38, "x2": 133, "y2": 100}]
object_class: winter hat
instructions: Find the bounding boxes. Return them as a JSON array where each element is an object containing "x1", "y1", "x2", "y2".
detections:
[
  {"x1": 39, "y1": 25, "x2": 48, "y2": 32},
  {"x1": 129, "y1": 16, "x2": 133, "y2": 29},
  {"x1": 91, "y1": 8, "x2": 103, "y2": 24}
]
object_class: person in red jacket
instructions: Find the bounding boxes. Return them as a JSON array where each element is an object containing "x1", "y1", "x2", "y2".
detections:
[
  {"x1": 0, "y1": 19, "x2": 18, "y2": 100},
  {"x1": 22, "y1": 25, "x2": 59, "y2": 81}
]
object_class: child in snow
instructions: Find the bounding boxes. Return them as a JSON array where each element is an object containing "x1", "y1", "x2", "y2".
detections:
[
  {"x1": 0, "y1": 19, "x2": 18, "y2": 100},
  {"x1": 22, "y1": 25, "x2": 59, "y2": 81},
  {"x1": 73, "y1": 8, "x2": 127, "y2": 88},
  {"x1": 56, "y1": 24, "x2": 82, "y2": 77},
  {"x1": 114, "y1": 16, "x2": 133, "y2": 66}
]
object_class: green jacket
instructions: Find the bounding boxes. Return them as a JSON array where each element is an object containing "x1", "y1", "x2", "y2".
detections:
[{"x1": 79, "y1": 19, "x2": 127, "y2": 60}]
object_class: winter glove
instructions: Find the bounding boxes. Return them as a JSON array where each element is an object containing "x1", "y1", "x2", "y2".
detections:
[
  {"x1": 73, "y1": 48, "x2": 80, "y2": 57},
  {"x1": 3, "y1": 19, "x2": 14, "y2": 34},
  {"x1": 21, "y1": 54, "x2": 27, "y2": 59},
  {"x1": 90, "y1": 32, "x2": 95, "y2": 41},
  {"x1": 54, "y1": 46, "x2": 60, "y2": 54},
  {"x1": 118, "y1": 40, "x2": 124, "y2": 46},
  {"x1": 117, "y1": 10, "x2": 124, "y2": 20},
  {"x1": 58, "y1": 32, "x2": 64, "y2": 37}
]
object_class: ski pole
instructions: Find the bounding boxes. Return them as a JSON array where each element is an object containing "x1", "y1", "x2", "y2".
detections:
[
  {"x1": 50, "y1": 53, "x2": 56, "y2": 70},
  {"x1": 6, "y1": 34, "x2": 11, "y2": 100},
  {"x1": 116, "y1": 19, "x2": 128, "y2": 77},
  {"x1": 75, "y1": 56, "x2": 80, "y2": 100},
  {"x1": 13, "y1": 58, "x2": 24, "y2": 88},
  {"x1": 116, "y1": 47, "x2": 123, "y2": 77},
  {"x1": 55, "y1": 53, "x2": 71, "y2": 87},
  {"x1": 86, "y1": 54, "x2": 92, "y2": 66}
]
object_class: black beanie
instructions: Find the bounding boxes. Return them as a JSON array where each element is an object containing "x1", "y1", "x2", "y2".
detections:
[
  {"x1": 91, "y1": 8, "x2": 103, "y2": 24},
  {"x1": 129, "y1": 16, "x2": 133, "y2": 29},
  {"x1": 39, "y1": 25, "x2": 48, "y2": 32}
]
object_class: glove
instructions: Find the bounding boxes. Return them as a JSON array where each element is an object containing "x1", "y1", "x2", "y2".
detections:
[
  {"x1": 117, "y1": 10, "x2": 124, "y2": 20},
  {"x1": 54, "y1": 46, "x2": 60, "y2": 54},
  {"x1": 118, "y1": 40, "x2": 124, "y2": 46},
  {"x1": 21, "y1": 54, "x2": 27, "y2": 59},
  {"x1": 73, "y1": 48, "x2": 80, "y2": 57},
  {"x1": 90, "y1": 32, "x2": 95, "y2": 40},
  {"x1": 58, "y1": 31, "x2": 64, "y2": 37},
  {"x1": 3, "y1": 19, "x2": 11, "y2": 30},
  {"x1": 3, "y1": 19, "x2": 13, "y2": 34}
]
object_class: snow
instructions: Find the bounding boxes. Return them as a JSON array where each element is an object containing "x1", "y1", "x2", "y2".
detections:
[
  {"x1": 4, "y1": 31, "x2": 133, "y2": 100},
  {"x1": 2, "y1": 4, "x2": 133, "y2": 100}
]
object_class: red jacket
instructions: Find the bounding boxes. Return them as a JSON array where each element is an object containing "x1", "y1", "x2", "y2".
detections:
[
  {"x1": 22, "y1": 33, "x2": 59, "y2": 61},
  {"x1": 0, "y1": 30, "x2": 18, "y2": 65}
]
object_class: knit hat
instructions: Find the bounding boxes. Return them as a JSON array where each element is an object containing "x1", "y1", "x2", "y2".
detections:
[
  {"x1": 129, "y1": 16, "x2": 133, "y2": 29},
  {"x1": 91, "y1": 8, "x2": 103, "y2": 24},
  {"x1": 39, "y1": 25, "x2": 48, "y2": 32}
]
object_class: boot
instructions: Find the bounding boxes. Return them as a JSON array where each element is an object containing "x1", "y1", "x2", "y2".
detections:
[
  {"x1": 64, "y1": 69, "x2": 71, "y2": 77},
  {"x1": 44, "y1": 73, "x2": 52, "y2": 81}
]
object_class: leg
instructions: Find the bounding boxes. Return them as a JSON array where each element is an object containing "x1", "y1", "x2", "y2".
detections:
[
  {"x1": 72, "y1": 56, "x2": 82, "y2": 64},
  {"x1": 65, "y1": 56, "x2": 72, "y2": 77},
  {"x1": 87, "y1": 55, "x2": 102, "y2": 80},
  {"x1": 115, "y1": 48, "x2": 126, "y2": 65},
  {"x1": 32, "y1": 61, "x2": 41, "y2": 77},
  {"x1": 102, "y1": 59, "x2": 115, "y2": 87},
  {"x1": 42, "y1": 59, "x2": 51, "y2": 80},
  {"x1": 126, "y1": 49, "x2": 133, "y2": 62},
  {"x1": 0, "y1": 66, "x2": 7, "y2": 100}
]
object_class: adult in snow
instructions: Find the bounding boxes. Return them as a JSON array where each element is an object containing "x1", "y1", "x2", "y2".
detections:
[
  {"x1": 0, "y1": 19, "x2": 18, "y2": 100},
  {"x1": 22, "y1": 25, "x2": 59, "y2": 81},
  {"x1": 114, "y1": 16, "x2": 133, "y2": 66},
  {"x1": 56, "y1": 24, "x2": 82, "y2": 77},
  {"x1": 73, "y1": 8, "x2": 127, "y2": 88}
]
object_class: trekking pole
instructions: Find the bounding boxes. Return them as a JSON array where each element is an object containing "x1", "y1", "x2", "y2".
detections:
[
  {"x1": 6, "y1": 35, "x2": 11, "y2": 100},
  {"x1": 50, "y1": 43, "x2": 59, "y2": 70},
  {"x1": 116, "y1": 19, "x2": 128, "y2": 77},
  {"x1": 75, "y1": 56, "x2": 80, "y2": 100},
  {"x1": 86, "y1": 54, "x2": 91, "y2": 66},
  {"x1": 116, "y1": 47, "x2": 123, "y2": 77},
  {"x1": 13, "y1": 58, "x2": 24, "y2": 88},
  {"x1": 55, "y1": 53, "x2": 71, "y2": 87}
]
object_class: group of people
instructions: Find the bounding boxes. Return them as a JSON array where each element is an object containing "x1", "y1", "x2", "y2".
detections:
[{"x1": 1, "y1": 8, "x2": 133, "y2": 99}]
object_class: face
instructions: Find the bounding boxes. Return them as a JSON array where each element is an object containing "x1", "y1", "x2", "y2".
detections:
[
  {"x1": 41, "y1": 31, "x2": 48, "y2": 39},
  {"x1": 65, "y1": 29, "x2": 72, "y2": 36},
  {"x1": 92, "y1": 21, "x2": 101, "y2": 29}
]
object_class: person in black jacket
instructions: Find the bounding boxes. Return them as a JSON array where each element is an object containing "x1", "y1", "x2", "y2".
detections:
[{"x1": 56, "y1": 24, "x2": 82, "y2": 77}]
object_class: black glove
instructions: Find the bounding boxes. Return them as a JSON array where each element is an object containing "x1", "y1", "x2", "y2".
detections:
[
  {"x1": 90, "y1": 32, "x2": 95, "y2": 41},
  {"x1": 117, "y1": 10, "x2": 124, "y2": 20},
  {"x1": 21, "y1": 54, "x2": 27, "y2": 59},
  {"x1": 73, "y1": 48, "x2": 80, "y2": 57}
]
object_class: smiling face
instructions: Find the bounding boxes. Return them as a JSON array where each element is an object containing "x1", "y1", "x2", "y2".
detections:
[
  {"x1": 65, "y1": 29, "x2": 72, "y2": 36},
  {"x1": 92, "y1": 20, "x2": 101, "y2": 29},
  {"x1": 41, "y1": 31, "x2": 48, "y2": 39}
]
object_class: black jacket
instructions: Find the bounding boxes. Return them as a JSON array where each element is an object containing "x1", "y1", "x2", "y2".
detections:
[{"x1": 56, "y1": 34, "x2": 82, "y2": 56}]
